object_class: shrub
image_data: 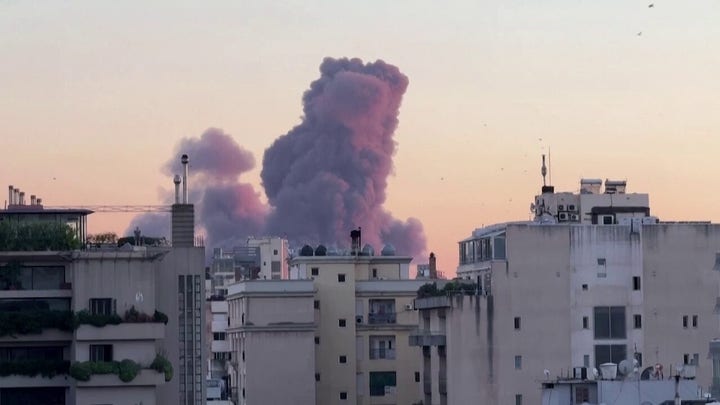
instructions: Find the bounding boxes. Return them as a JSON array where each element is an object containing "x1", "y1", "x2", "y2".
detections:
[
  {"x1": 0, "y1": 221, "x2": 79, "y2": 251},
  {"x1": 416, "y1": 282, "x2": 441, "y2": 298},
  {"x1": 0, "y1": 310, "x2": 76, "y2": 337},
  {"x1": 70, "y1": 360, "x2": 140, "y2": 382},
  {"x1": 76, "y1": 310, "x2": 122, "y2": 327},
  {"x1": 152, "y1": 310, "x2": 169, "y2": 324},
  {"x1": 117, "y1": 359, "x2": 141, "y2": 382},
  {"x1": 150, "y1": 354, "x2": 173, "y2": 382},
  {"x1": 68, "y1": 362, "x2": 92, "y2": 381}
]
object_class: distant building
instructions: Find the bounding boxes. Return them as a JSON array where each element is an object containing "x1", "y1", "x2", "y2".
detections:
[
  {"x1": 227, "y1": 230, "x2": 426, "y2": 405},
  {"x1": 416, "y1": 177, "x2": 720, "y2": 405}
]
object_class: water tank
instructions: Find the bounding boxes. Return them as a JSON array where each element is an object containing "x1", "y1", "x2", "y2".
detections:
[
  {"x1": 361, "y1": 244, "x2": 375, "y2": 256},
  {"x1": 599, "y1": 363, "x2": 617, "y2": 380},
  {"x1": 299, "y1": 245, "x2": 314, "y2": 256},
  {"x1": 381, "y1": 244, "x2": 396, "y2": 256},
  {"x1": 315, "y1": 245, "x2": 327, "y2": 256}
]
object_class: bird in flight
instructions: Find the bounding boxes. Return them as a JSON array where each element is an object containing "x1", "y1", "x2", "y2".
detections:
[{"x1": 648, "y1": 3, "x2": 654, "y2": 8}]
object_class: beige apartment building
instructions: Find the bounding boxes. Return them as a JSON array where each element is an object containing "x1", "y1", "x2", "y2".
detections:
[
  {"x1": 227, "y1": 238, "x2": 427, "y2": 405},
  {"x1": 0, "y1": 173, "x2": 205, "y2": 404},
  {"x1": 415, "y1": 178, "x2": 720, "y2": 405}
]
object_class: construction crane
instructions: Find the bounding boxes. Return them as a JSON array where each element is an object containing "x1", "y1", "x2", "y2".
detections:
[{"x1": 45, "y1": 205, "x2": 171, "y2": 213}]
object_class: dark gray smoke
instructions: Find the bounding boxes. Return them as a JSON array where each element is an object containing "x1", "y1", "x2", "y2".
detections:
[
  {"x1": 261, "y1": 57, "x2": 426, "y2": 257},
  {"x1": 128, "y1": 58, "x2": 426, "y2": 259}
]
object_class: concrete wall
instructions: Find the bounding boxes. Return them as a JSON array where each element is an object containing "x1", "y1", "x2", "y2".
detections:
[{"x1": 76, "y1": 386, "x2": 156, "y2": 405}]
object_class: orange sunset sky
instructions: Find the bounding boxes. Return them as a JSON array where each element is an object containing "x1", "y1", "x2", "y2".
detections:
[{"x1": 2, "y1": 1, "x2": 719, "y2": 275}]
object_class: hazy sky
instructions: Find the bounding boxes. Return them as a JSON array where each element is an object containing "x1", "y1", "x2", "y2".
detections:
[{"x1": 2, "y1": 1, "x2": 719, "y2": 274}]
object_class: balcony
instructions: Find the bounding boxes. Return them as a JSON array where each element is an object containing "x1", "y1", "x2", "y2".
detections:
[
  {"x1": 409, "y1": 330, "x2": 446, "y2": 346},
  {"x1": 76, "y1": 323, "x2": 164, "y2": 341},
  {"x1": 0, "y1": 359, "x2": 70, "y2": 387},
  {"x1": 75, "y1": 369, "x2": 166, "y2": 387},
  {"x1": 367, "y1": 312, "x2": 396, "y2": 325},
  {"x1": 369, "y1": 348, "x2": 396, "y2": 360},
  {"x1": 0, "y1": 374, "x2": 71, "y2": 388},
  {"x1": 413, "y1": 296, "x2": 450, "y2": 310}
]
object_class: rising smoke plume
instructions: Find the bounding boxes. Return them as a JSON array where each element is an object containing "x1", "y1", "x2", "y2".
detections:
[{"x1": 128, "y1": 57, "x2": 426, "y2": 259}]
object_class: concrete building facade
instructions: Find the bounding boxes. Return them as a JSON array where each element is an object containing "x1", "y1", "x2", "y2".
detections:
[{"x1": 416, "y1": 179, "x2": 720, "y2": 405}]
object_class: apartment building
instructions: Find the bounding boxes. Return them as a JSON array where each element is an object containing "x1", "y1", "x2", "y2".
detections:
[
  {"x1": 0, "y1": 163, "x2": 206, "y2": 404},
  {"x1": 415, "y1": 178, "x2": 720, "y2": 405},
  {"x1": 227, "y1": 232, "x2": 426, "y2": 405}
]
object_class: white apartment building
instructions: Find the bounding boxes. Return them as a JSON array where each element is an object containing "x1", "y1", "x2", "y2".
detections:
[
  {"x1": 416, "y1": 178, "x2": 720, "y2": 405},
  {"x1": 227, "y1": 232, "x2": 427, "y2": 405}
]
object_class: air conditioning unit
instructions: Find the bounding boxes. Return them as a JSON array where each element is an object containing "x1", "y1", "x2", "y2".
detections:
[
  {"x1": 570, "y1": 214, "x2": 580, "y2": 221},
  {"x1": 355, "y1": 315, "x2": 363, "y2": 324},
  {"x1": 405, "y1": 304, "x2": 413, "y2": 311},
  {"x1": 568, "y1": 204, "x2": 577, "y2": 212},
  {"x1": 558, "y1": 212, "x2": 569, "y2": 221},
  {"x1": 558, "y1": 204, "x2": 565, "y2": 211}
]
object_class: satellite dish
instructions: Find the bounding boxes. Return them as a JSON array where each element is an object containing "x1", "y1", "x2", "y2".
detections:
[
  {"x1": 640, "y1": 366, "x2": 654, "y2": 380},
  {"x1": 592, "y1": 368, "x2": 599, "y2": 379},
  {"x1": 618, "y1": 359, "x2": 634, "y2": 376}
]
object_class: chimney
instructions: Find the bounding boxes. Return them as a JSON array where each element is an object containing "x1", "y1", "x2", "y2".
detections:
[
  {"x1": 172, "y1": 154, "x2": 195, "y2": 247},
  {"x1": 36, "y1": 197, "x2": 42, "y2": 206},
  {"x1": 8, "y1": 186, "x2": 13, "y2": 206},
  {"x1": 350, "y1": 228, "x2": 362, "y2": 255},
  {"x1": 181, "y1": 154, "x2": 189, "y2": 204},
  {"x1": 429, "y1": 252, "x2": 437, "y2": 279},
  {"x1": 30, "y1": 195, "x2": 36, "y2": 205},
  {"x1": 18, "y1": 191, "x2": 24, "y2": 205},
  {"x1": 13, "y1": 189, "x2": 19, "y2": 206},
  {"x1": 173, "y1": 175, "x2": 182, "y2": 204}
]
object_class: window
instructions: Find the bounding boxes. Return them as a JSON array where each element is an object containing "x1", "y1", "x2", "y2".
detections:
[
  {"x1": 582, "y1": 284, "x2": 588, "y2": 291},
  {"x1": 339, "y1": 392, "x2": 347, "y2": 400},
  {"x1": 594, "y1": 344, "x2": 627, "y2": 367},
  {"x1": 414, "y1": 372, "x2": 420, "y2": 382},
  {"x1": 634, "y1": 314, "x2": 642, "y2": 329},
  {"x1": 597, "y1": 258, "x2": 606, "y2": 265},
  {"x1": 90, "y1": 298, "x2": 114, "y2": 315},
  {"x1": 514, "y1": 355, "x2": 522, "y2": 370},
  {"x1": 311, "y1": 267, "x2": 319, "y2": 276},
  {"x1": 692, "y1": 315, "x2": 698, "y2": 328},
  {"x1": 693, "y1": 353, "x2": 700, "y2": 366},
  {"x1": 314, "y1": 300, "x2": 320, "y2": 309},
  {"x1": 602, "y1": 215, "x2": 614, "y2": 225},
  {"x1": 315, "y1": 373, "x2": 320, "y2": 381},
  {"x1": 583, "y1": 355, "x2": 590, "y2": 367},
  {"x1": 368, "y1": 299, "x2": 396, "y2": 324},
  {"x1": 369, "y1": 336, "x2": 396, "y2": 360},
  {"x1": 339, "y1": 355, "x2": 347, "y2": 364},
  {"x1": 314, "y1": 336, "x2": 320, "y2": 344},
  {"x1": 633, "y1": 276, "x2": 641, "y2": 291},
  {"x1": 514, "y1": 317, "x2": 521, "y2": 330},
  {"x1": 575, "y1": 386, "x2": 590, "y2": 403},
  {"x1": 515, "y1": 394, "x2": 523, "y2": 405},
  {"x1": 684, "y1": 353, "x2": 689, "y2": 365},
  {"x1": 683, "y1": 315, "x2": 688, "y2": 328},
  {"x1": 213, "y1": 332, "x2": 226, "y2": 340},
  {"x1": 338, "y1": 274, "x2": 346, "y2": 282},
  {"x1": 582, "y1": 316, "x2": 589, "y2": 329},
  {"x1": 273, "y1": 249, "x2": 278, "y2": 255},
  {"x1": 339, "y1": 319, "x2": 346, "y2": 327},
  {"x1": 594, "y1": 306, "x2": 626, "y2": 339},
  {"x1": 89, "y1": 344, "x2": 113, "y2": 362},
  {"x1": 369, "y1": 371, "x2": 396, "y2": 396},
  {"x1": 372, "y1": 268, "x2": 377, "y2": 278}
]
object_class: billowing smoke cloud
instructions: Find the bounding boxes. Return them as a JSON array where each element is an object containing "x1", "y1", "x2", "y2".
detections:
[
  {"x1": 261, "y1": 57, "x2": 426, "y2": 257},
  {"x1": 128, "y1": 57, "x2": 426, "y2": 259},
  {"x1": 127, "y1": 128, "x2": 267, "y2": 248}
]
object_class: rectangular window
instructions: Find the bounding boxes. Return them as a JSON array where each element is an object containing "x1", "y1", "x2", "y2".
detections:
[
  {"x1": 369, "y1": 335, "x2": 396, "y2": 360},
  {"x1": 593, "y1": 306, "x2": 626, "y2": 339},
  {"x1": 372, "y1": 268, "x2": 378, "y2": 278},
  {"x1": 314, "y1": 336, "x2": 320, "y2": 344},
  {"x1": 583, "y1": 355, "x2": 590, "y2": 368},
  {"x1": 339, "y1": 355, "x2": 347, "y2": 364},
  {"x1": 514, "y1": 355, "x2": 522, "y2": 370},
  {"x1": 414, "y1": 372, "x2": 420, "y2": 382},
  {"x1": 338, "y1": 274, "x2": 346, "y2": 282},
  {"x1": 311, "y1": 267, "x2": 319, "y2": 276},
  {"x1": 634, "y1": 314, "x2": 642, "y2": 329},
  {"x1": 368, "y1": 299, "x2": 396, "y2": 324},
  {"x1": 90, "y1": 298, "x2": 114, "y2": 315},
  {"x1": 340, "y1": 392, "x2": 347, "y2": 400},
  {"x1": 514, "y1": 317, "x2": 521, "y2": 330},
  {"x1": 339, "y1": 319, "x2": 346, "y2": 327},
  {"x1": 692, "y1": 315, "x2": 698, "y2": 328},
  {"x1": 314, "y1": 300, "x2": 320, "y2": 309},
  {"x1": 683, "y1": 315, "x2": 688, "y2": 328},
  {"x1": 632, "y1": 276, "x2": 641, "y2": 291},
  {"x1": 213, "y1": 332, "x2": 226, "y2": 340},
  {"x1": 515, "y1": 394, "x2": 523, "y2": 405},
  {"x1": 89, "y1": 344, "x2": 113, "y2": 362},
  {"x1": 369, "y1": 371, "x2": 396, "y2": 396},
  {"x1": 594, "y1": 344, "x2": 627, "y2": 368},
  {"x1": 597, "y1": 258, "x2": 606, "y2": 266},
  {"x1": 582, "y1": 284, "x2": 588, "y2": 291},
  {"x1": 315, "y1": 373, "x2": 320, "y2": 381},
  {"x1": 684, "y1": 353, "x2": 689, "y2": 365},
  {"x1": 575, "y1": 386, "x2": 590, "y2": 403},
  {"x1": 582, "y1": 316, "x2": 589, "y2": 329}
]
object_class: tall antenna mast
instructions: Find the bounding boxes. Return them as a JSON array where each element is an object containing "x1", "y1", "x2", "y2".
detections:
[
  {"x1": 548, "y1": 146, "x2": 552, "y2": 186},
  {"x1": 541, "y1": 155, "x2": 547, "y2": 187}
]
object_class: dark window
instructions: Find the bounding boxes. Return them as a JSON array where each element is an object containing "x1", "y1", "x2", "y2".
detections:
[
  {"x1": 338, "y1": 274, "x2": 346, "y2": 282},
  {"x1": 339, "y1": 319, "x2": 346, "y2": 327},
  {"x1": 633, "y1": 276, "x2": 641, "y2": 291},
  {"x1": 369, "y1": 371, "x2": 396, "y2": 396},
  {"x1": 242, "y1": 351, "x2": 245, "y2": 361},
  {"x1": 634, "y1": 314, "x2": 642, "y2": 329},
  {"x1": 339, "y1": 392, "x2": 347, "y2": 400},
  {"x1": 597, "y1": 258, "x2": 606, "y2": 265},
  {"x1": 514, "y1": 317, "x2": 521, "y2": 330},
  {"x1": 372, "y1": 268, "x2": 378, "y2": 278},
  {"x1": 315, "y1": 373, "x2": 320, "y2": 381},
  {"x1": 314, "y1": 300, "x2": 320, "y2": 309},
  {"x1": 414, "y1": 372, "x2": 420, "y2": 382},
  {"x1": 594, "y1": 306, "x2": 626, "y2": 339},
  {"x1": 314, "y1": 336, "x2": 320, "y2": 344},
  {"x1": 684, "y1": 353, "x2": 689, "y2": 365},
  {"x1": 213, "y1": 332, "x2": 226, "y2": 340},
  {"x1": 89, "y1": 344, "x2": 113, "y2": 362},
  {"x1": 582, "y1": 284, "x2": 588, "y2": 291},
  {"x1": 594, "y1": 344, "x2": 626, "y2": 368},
  {"x1": 273, "y1": 249, "x2": 278, "y2": 255},
  {"x1": 692, "y1": 315, "x2": 698, "y2": 328},
  {"x1": 515, "y1": 394, "x2": 523, "y2": 405},
  {"x1": 90, "y1": 298, "x2": 114, "y2": 315},
  {"x1": 602, "y1": 215, "x2": 614, "y2": 225},
  {"x1": 514, "y1": 355, "x2": 522, "y2": 369},
  {"x1": 311, "y1": 267, "x2": 319, "y2": 276},
  {"x1": 582, "y1": 316, "x2": 589, "y2": 329},
  {"x1": 575, "y1": 386, "x2": 590, "y2": 403},
  {"x1": 683, "y1": 315, "x2": 688, "y2": 328},
  {"x1": 339, "y1": 355, "x2": 347, "y2": 364}
]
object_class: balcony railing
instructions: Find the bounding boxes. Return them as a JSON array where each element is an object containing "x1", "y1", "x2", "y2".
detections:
[
  {"x1": 409, "y1": 329, "x2": 447, "y2": 346},
  {"x1": 369, "y1": 348, "x2": 396, "y2": 360},
  {"x1": 367, "y1": 312, "x2": 396, "y2": 325}
]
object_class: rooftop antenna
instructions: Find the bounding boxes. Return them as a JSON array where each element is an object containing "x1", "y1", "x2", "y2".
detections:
[
  {"x1": 548, "y1": 146, "x2": 552, "y2": 186},
  {"x1": 181, "y1": 154, "x2": 189, "y2": 204},
  {"x1": 541, "y1": 155, "x2": 548, "y2": 186}
]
